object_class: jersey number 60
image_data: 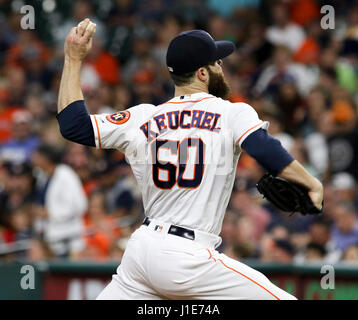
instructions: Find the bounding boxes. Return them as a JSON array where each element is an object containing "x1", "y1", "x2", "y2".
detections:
[{"x1": 151, "y1": 138, "x2": 205, "y2": 189}]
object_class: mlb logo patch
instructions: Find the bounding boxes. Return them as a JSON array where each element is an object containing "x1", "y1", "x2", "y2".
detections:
[{"x1": 154, "y1": 225, "x2": 163, "y2": 232}]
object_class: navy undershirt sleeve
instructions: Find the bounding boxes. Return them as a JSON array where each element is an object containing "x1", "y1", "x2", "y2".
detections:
[
  {"x1": 241, "y1": 128, "x2": 294, "y2": 176},
  {"x1": 56, "y1": 100, "x2": 95, "y2": 147}
]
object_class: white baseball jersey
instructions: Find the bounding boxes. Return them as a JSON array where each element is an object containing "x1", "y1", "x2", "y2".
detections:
[
  {"x1": 93, "y1": 92, "x2": 296, "y2": 300},
  {"x1": 90, "y1": 92, "x2": 268, "y2": 235}
]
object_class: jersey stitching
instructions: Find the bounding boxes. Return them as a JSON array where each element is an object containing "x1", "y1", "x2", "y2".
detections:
[{"x1": 236, "y1": 121, "x2": 264, "y2": 145}]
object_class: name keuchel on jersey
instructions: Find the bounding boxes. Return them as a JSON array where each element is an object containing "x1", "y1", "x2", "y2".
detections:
[{"x1": 139, "y1": 110, "x2": 222, "y2": 142}]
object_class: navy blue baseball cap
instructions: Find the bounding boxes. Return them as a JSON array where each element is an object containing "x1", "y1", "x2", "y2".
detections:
[{"x1": 166, "y1": 30, "x2": 235, "y2": 75}]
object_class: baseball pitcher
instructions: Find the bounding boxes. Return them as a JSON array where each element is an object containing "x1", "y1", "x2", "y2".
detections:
[{"x1": 57, "y1": 19, "x2": 323, "y2": 300}]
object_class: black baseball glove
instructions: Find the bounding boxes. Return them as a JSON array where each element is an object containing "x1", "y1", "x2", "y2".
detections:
[{"x1": 256, "y1": 173, "x2": 322, "y2": 215}]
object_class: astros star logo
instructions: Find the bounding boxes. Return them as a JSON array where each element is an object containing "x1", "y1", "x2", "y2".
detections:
[{"x1": 106, "y1": 110, "x2": 131, "y2": 125}]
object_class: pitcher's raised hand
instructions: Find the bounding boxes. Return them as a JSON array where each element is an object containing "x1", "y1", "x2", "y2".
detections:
[{"x1": 64, "y1": 18, "x2": 96, "y2": 61}]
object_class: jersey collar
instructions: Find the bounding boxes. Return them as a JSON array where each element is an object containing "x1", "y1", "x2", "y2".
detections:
[{"x1": 166, "y1": 92, "x2": 214, "y2": 103}]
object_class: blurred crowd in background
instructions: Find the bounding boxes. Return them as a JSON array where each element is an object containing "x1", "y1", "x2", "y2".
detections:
[{"x1": 0, "y1": 0, "x2": 358, "y2": 265}]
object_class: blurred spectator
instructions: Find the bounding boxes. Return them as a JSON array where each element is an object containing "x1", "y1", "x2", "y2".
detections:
[
  {"x1": 230, "y1": 184, "x2": 271, "y2": 245},
  {"x1": 8, "y1": 205, "x2": 32, "y2": 242},
  {"x1": 151, "y1": 13, "x2": 183, "y2": 68},
  {"x1": 207, "y1": 0, "x2": 261, "y2": 18},
  {"x1": 95, "y1": 160, "x2": 136, "y2": 217},
  {"x1": 290, "y1": 138, "x2": 319, "y2": 178},
  {"x1": 63, "y1": 143, "x2": 92, "y2": 185},
  {"x1": 304, "y1": 88, "x2": 330, "y2": 176},
  {"x1": 109, "y1": 237, "x2": 129, "y2": 261},
  {"x1": 293, "y1": 22, "x2": 321, "y2": 66},
  {"x1": 31, "y1": 145, "x2": 87, "y2": 258},
  {"x1": 220, "y1": 210, "x2": 240, "y2": 250},
  {"x1": 331, "y1": 172, "x2": 357, "y2": 205},
  {"x1": 262, "y1": 110, "x2": 294, "y2": 152},
  {"x1": 309, "y1": 220, "x2": 332, "y2": 249},
  {"x1": 80, "y1": 191, "x2": 121, "y2": 261},
  {"x1": 0, "y1": 87, "x2": 22, "y2": 143},
  {"x1": 0, "y1": 162, "x2": 35, "y2": 220},
  {"x1": 81, "y1": 37, "x2": 120, "y2": 92},
  {"x1": 261, "y1": 237, "x2": 295, "y2": 263},
  {"x1": 342, "y1": 244, "x2": 358, "y2": 264},
  {"x1": 289, "y1": 0, "x2": 320, "y2": 27},
  {"x1": 294, "y1": 218, "x2": 339, "y2": 264},
  {"x1": 82, "y1": 88, "x2": 114, "y2": 115},
  {"x1": 327, "y1": 100, "x2": 358, "y2": 180},
  {"x1": 27, "y1": 239, "x2": 54, "y2": 262},
  {"x1": 270, "y1": 224, "x2": 290, "y2": 240},
  {"x1": 0, "y1": 110, "x2": 40, "y2": 164},
  {"x1": 266, "y1": 2, "x2": 305, "y2": 53},
  {"x1": 24, "y1": 93, "x2": 49, "y2": 133},
  {"x1": 230, "y1": 241, "x2": 258, "y2": 260},
  {"x1": 331, "y1": 202, "x2": 358, "y2": 253},
  {"x1": 121, "y1": 26, "x2": 156, "y2": 83},
  {"x1": 208, "y1": 14, "x2": 234, "y2": 41},
  {"x1": 5, "y1": 31, "x2": 50, "y2": 81},
  {"x1": 113, "y1": 84, "x2": 132, "y2": 110},
  {"x1": 238, "y1": 22, "x2": 274, "y2": 67},
  {"x1": 131, "y1": 69, "x2": 162, "y2": 105},
  {"x1": 52, "y1": 0, "x2": 106, "y2": 50},
  {"x1": 275, "y1": 82, "x2": 306, "y2": 132},
  {"x1": 253, "y1": 45, "x2": 317, "y2": 97},
  {"x1": 4, "y1": 66, "x2": 27, "y2": 107},
  {"x1": 304, "y1": 242, "x2": 327, "y2": 262}
]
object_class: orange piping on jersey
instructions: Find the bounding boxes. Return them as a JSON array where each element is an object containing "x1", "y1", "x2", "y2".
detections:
[
  {"x1": 236, "y1": 121, "x2": 264, "y2": 145},
  {"x1": 206, "y1": 249, "x2": 280, "y2": 300},
  {"x1": 159, "y1": 96, "x2": 216, "y2": 106},
  {"x1": 217, "y1": 258, "x2": 280, "y2": 300},
  {"x1": 93, "y1": 115, "x2": 102, "y2": 149},
  {"x1": 206, "y1": 248, "x2": 216, "y2": 261}
]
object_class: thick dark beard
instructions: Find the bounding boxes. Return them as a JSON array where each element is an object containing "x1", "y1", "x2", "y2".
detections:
[{"x1": 207, "y1": 68, "x2": 230, "y2": 100}]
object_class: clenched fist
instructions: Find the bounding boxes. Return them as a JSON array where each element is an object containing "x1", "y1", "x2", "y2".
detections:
[{"x1": 64, "y1": 18, "x2": 96, "y2": 61}]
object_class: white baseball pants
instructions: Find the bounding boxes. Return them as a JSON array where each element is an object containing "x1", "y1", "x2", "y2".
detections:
[{"x1": 97, "y1": 219, "x2": 296, "y2": 300}]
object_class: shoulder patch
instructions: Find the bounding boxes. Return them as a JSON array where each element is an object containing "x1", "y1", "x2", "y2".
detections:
[{"x1": 106, "y1": 110, "x2": 130, "y2": 125}]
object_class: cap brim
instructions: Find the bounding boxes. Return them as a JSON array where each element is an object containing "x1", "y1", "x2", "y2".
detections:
[{"x1": 214, "y1": 41, "x2": 235, "y2": 60}]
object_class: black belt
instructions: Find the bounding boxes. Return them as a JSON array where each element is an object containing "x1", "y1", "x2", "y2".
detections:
[{"x1": 143, "y1": 217, "x2": 195, "y2": 241}]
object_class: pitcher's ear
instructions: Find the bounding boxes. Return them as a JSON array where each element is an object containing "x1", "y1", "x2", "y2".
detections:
[{"x1": 196, "y1": 67, "x2": 209, "y2": 82}]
